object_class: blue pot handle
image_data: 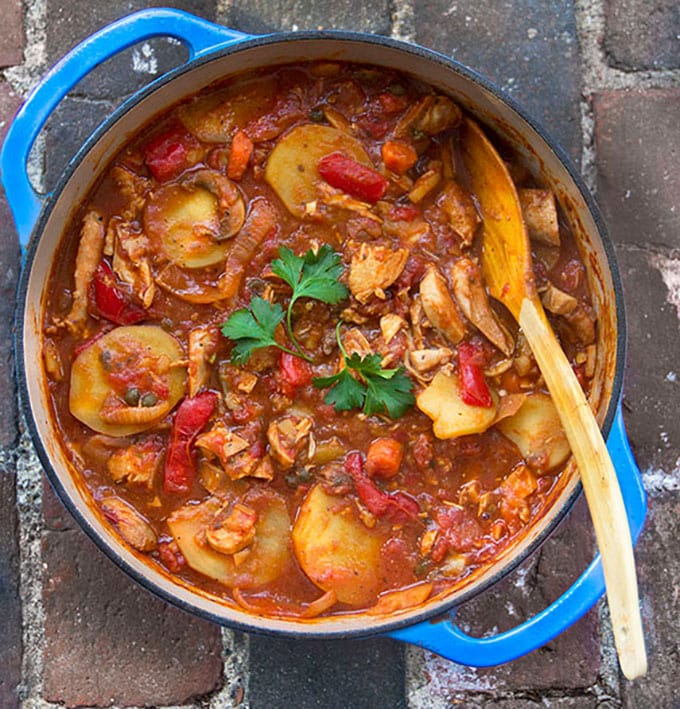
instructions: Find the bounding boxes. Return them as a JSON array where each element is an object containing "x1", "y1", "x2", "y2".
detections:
[
  {"x1": 388, "y1": 402, "x2": 647, "y2": 665},
  {"x1": 0, "y1": 8, "x2": 252, "y2": 248}
]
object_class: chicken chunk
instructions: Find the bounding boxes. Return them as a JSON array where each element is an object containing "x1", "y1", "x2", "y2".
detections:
[
  {"x1": 188, "y1": 326, "x2": 220, "y2": 397},
  {"x1": 195, "y1": 423, "x2": 251, "y2": 469},
  {"x1": 61, "y1": 211, "x2": 105, "y2": 334},
  {"x1": 111, "y1": 165, "x2": 149, "y2": 221},
  {"x1": 419, "y1": 265, "x2": 466, "y2": 344},
  {"x1": 111, "y1": 219, "x2": 155, "y2": 308},
  {"x1": 409, "y1": 347, "x2": 453, "y2": 372},
  {"x1": 267, "y1": 415, "x2": 313, "y2": 469},
  {"x1": 437, "y1": 180, "x2": 481, "y2": 247},
  {"x1": 519, "y1": 188, "x2": 560, "y2": 247},
  {"x1": 349, "y1": 243, "x2": 409, "y2": 304},
  {"x1": 541, "y1": 283, "x2": 596, "y2": 345},
  {"x1": 342, "y1": 327, "x2": 373, "y2": 358},
  {"x1": 100, "y1": 497, "x2": 157, "y2": 552},
  {"x1": 449, "y1": 258, "x2": 514, "y2": 356},
  {"x1": 107, "y1": 438, "x2": 164, "y2": 490},
  {"x1": 205, "y1": 502, "x2": 258, "y2": 555},
  {"x1": 380, "y1": 314, "x2": 405, "y2": 344},
  {"x1": 541, "y1": 282, "x2": 577, "y2": 316}
]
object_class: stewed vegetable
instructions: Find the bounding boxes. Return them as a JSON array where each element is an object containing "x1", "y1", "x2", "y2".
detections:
[{"x1": 43, "y1": 61, "x2": 597, "y2": 619}]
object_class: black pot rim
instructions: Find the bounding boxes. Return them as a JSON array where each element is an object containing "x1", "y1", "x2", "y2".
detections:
[{"x1": 15, "y1": 28, "x2": 626, "y2": 640}]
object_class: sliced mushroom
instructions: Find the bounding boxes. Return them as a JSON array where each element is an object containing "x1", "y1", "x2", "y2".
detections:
[
  {"x1": 188, "y1": 326, "x2": 220, "y2": 397},
  {"x1": 349, "y1": 243, "x2": 409, "y2": 304},
  {"x1": 419, "y1": 266, "x2": 466, "y2": 344},
  {"x1": 409, "y1": 348, "x2": 453, "y2": 373},
  {"x1": 267, "y1": 415, "x2": 313, "y2": 469},
  {"x1": 449, "y1": 258, "x2": 514, "y2": 356},
  {"x1": 100, "y1": 497, "x2": 157, "y2": 552}
]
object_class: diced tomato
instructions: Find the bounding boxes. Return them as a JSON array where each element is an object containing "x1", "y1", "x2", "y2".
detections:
[
  {"x1": 90, "y1": 261, "x2": 147, "y2": 326},
  {"x1": 278, "y1": 352, "x2": 313, "y2": 397},
  {"x1": 158, "y1": 540, "x2": 185, "y2": 573},
  {"x1": 355, "y1": 111, "x2": 390, "y2": 139},
  {"x1": 164, "y1": 391, "x2": 218, "y2": 494},
  {"x1": 143, "y1": 122, "x2": 198, "y2": 182},
  {"x1": 318, "y1": 152, "x2": 389, "y2": 203},
  {"x1": 412, "y1": 433, "x2": 434, "y2": 469},
  {"x1": 227, "y1": 130, "x2": 254, "y2": 181},
  {"x1": 378, "y1": 92, "x2": 408, "y2": 114},
  {"x1": 457, "y1": 341, "x2": 493, "y2": 408},
  {"x1": 365, "y1": 438, "x2": 403, "y2": 479},
  {"x1": 382, "y1": 140, "x2": 418, "y2": 175},
  {"x1": 388, "y1": 203, "x2": 421, "y2": 222}
]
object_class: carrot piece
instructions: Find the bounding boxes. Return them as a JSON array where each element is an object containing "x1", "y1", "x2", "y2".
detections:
[
  {"x1": 365, "y1": 438, "x2": 404, "y2": 479},
  {"x1": 227, "y1": 130, "x2": 254, "y2": 181},
  {"x1": 381, "y1": 140, "x2": 417, "y2": 175}
]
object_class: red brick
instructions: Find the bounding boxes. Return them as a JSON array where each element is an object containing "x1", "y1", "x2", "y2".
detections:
[
  {"x1": 42, "y1": 478, "x2": 76, "y2": 532},
  {"x1": 43, "y1": 527, "x2": 223, "y2": 707},
  {"x1": 605, "y1": 0, "x2": 680, "y2": 70},
  {"x1": 0, "y1": 0, "x2": 23, "y2": 68}
]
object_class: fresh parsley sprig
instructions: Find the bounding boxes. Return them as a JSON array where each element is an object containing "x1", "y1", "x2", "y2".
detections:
[
  {"x1": 221, "y1": 245, "x2": 348, "y2": 363},
  {"x1": 313, "y1": 323, "x2": 415, "y2": 419}
]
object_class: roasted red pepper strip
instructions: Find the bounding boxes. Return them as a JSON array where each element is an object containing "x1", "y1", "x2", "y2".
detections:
[
  {"x1": 318, "y1": 152, "x2": 389, "y2": 203},
  {"x1": 457, "y1": 341, "x2": 493, "y2": 407},
  {"x1": 278, "y1": 351, "x2": 313, "y2": 396},
  {"x1": 164, "y1": 391, "x2": 218, "y2": 494},
  {"x1": 143, "y1": 122, "x2": 197, "y2": 182},
  {"x1": 344, "y1": 452, "x2": 419, "y2": 524},
  {"x1": 90, "y1": 261, "x2": 147, "y2": 325}
]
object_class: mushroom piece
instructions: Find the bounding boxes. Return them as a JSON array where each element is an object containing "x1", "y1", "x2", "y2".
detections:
[
  {"x1": 267, "y1": 415, "x2": 313, "y2": 469},
  {"x1": 409, "y1": 347, "x2": 453, "y2": 373},
  {"x1": 349, "y1": 243, "x2": 409, "y2": 304},
  {"x1": 205, "y1": 502, "x2": 258, "y2": 555},
  {"x1": 188, "y1": 326, "x2": 220, "y2": 397},
  {"x1": 437, "y1": 180, "x2": 481, "y2": 247},
  {"x1": 449, "y1": 258, "x2": 514, "y2": 356},
  {"x1": 419, "y1": 266, "x2": 466, "y2": 344},
  {"x1": 380, "y1": 314, "x2": 406, "y2": 344},
  {"x1": 100, "y1": 497, "x2": 157, "y2": 552}
]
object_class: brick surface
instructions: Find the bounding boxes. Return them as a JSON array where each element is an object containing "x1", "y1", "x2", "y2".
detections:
[
  {"x1": 249, "y1": 636, "x2": 406, "y2": 708},
  {"x1": 42, "y1": 527, "x2": 224, "y2": 707},
  {"x1": 217, "y1": 0, "x2": 391, "y2": 35},
  {"x1": 412, "y1": 497, "x2": 599, "y2": 700},
  {"x1": 604, "y1": 0, "x2": 680, "y2": 70},
  {"x1": 0, "y1": 0, "x2": 23, "y2": 68},
  {"x1": 45, "y1": 1, "x2": 217, "y2": 101},
  {"x1": 621, "y1": 497, "x2": 680, "y2": 708},
  {"x1": 414, "y1": 0, "x2": 583, "y2": 162},
  {"x1": 0, "y1": 461, "x2": 22, "y2": 709},
  {"x1": 42, "y1": 477, "x2": 76, "y2": 531}
]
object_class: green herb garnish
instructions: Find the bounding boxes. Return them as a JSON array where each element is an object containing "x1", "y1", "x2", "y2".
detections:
[{"x1": 313, "y1": 323, "x2": 415, "y2": 418}]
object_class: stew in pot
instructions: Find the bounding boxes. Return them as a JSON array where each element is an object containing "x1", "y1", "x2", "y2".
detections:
[{"x1": 42, "y1": 62, "x2": 597, "y2": 618}]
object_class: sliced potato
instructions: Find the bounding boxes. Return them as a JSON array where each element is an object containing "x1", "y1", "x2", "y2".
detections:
[
  {"x1": 69, "y1": 326, "x2": 186, "y2": 437},
  {"x1": 497, "y1": 392, "x2": 571, "y2": 471},
  {"x1": 145, "y1": 183, "x2": 230, "y2": 268},
  {"x1": 292, "y1": 484, "x2": 383, "y2": 606},
  {"x1": 265, "y1": 124, "x2": 371, "y2": 217},
  {"x1": 416, "y1": 370, "x2": 498, "y2": 439},
  {"x1": 167, "y1": 492, "x2": 291, "y2": 589}
]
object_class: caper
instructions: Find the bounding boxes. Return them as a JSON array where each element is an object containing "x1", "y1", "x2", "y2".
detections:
[
  {"x1": 140, "y1": 392, "x2": 158, "y2": 407},
  {"x1": 310, "y1": 108, "x2": 325, "y2": 123},
  {"x1": 388, "y1": 83, "x2": 405, "y2": 96},
  {"x1": 124, "y1": 387, "x2": 140, "y2": 406}
]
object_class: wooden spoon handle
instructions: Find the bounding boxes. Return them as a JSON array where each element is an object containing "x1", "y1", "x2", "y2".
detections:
[{"x1": 519, "y1": 296, "x2": 647, "y2": 680}]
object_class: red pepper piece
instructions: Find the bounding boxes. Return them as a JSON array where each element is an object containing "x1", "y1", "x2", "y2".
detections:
[
  {"x1": 318, "y1": 152, "x2": 389, "y2": 203},
  {"x1": 278, "y1": 351, "x2": 313, "y2": 396},
  {"x1": 458, "y1": 341, "x2": 493, "y2": 408},
  {"x1": 344, "y1": 452, "x2": 419, "y2": 524},
  {"x1": 163, "y1": 391, "x2": 218, "y2": 494},
  {"x1": 90, "y1": 261, "x2": 147, "y2": 325},
  {"x1": 143, "y1": 122, "x2": 197, "y2": 182}
]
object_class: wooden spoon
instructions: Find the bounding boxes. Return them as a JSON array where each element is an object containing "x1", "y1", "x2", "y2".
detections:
[{"x1": 460, "y1": 117, "x2": 646, "y2": 679}]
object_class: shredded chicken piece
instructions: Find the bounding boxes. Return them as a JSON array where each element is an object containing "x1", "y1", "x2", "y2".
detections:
[
  {"x1": 267, "y1": 415, "x2": 313, "y2": 469},
  {"x1": 449, "y1": 258, "x2": 515, "y2": 356},
  {"x1": 188, "y1": 326, "x2": 220, "y2": 397},
  {"x1": 349, "y1": 242, "x2": 409, "y2": 304},
  {"x1": 437, "y1": 180, "x2": 481, "y2": 247},
  {"x1": 541, "y1": 283, "x2": 596, "y2": 345},
  {"x1": 380, "y1": 313, "x2": 405, "y2": 344},
  {"x1": 409, "y1": 347, "x2": 453, "y2": 372},
  {"x1": 317, "y1": 182, "x2": 382, "y2": 222},
  {"x1": 195, "y1": 423, "x2": 250, "y2": 468},
  {"x1": 205, "y1": 502, "x2": 258, "y2": 555},
  {"x1": 519, "y1": 188, "x2": 560, "y2": 247},
  {"x1": 107, "y1": 439, "x2": 163, "y2": 490},
  {"x1": 223, "y1": 450, "x2": 274, "y2": 482},
  {"x1": 100, "y1": 497, "x2": 157, "y2": 551},
  {"x1": 342, "y1": 327, "x2": 373, "y2": 358},
  {"x1": 419, "y1": 265, "x2": 466, "y2": 344},
  {"x1": 111, "y1": 165, "x2": 149, "y2": 220},
  {"x1": 111, "y1": 219, "x2": 156, "y2": 308},
  {"x1": 393, "y1": 95, "x2": 462, "y2": 139},
  {"x1": 541, "y1": 282, "x2": 577, "y2": 315},
  {"x1": 43, "y1": 339, "x2": 64, "y2": 381},
  {"x1": 408, "y1": 161, "x2": 442, "y2": 204},
  {"x1": 61, "y1": 211, "x2": 105, "y2": 335}
]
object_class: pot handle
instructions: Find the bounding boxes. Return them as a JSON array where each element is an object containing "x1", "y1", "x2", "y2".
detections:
[
  {"x1": 388, "y1": 402, "x2": 647, "y2": 666},
  {"x1": 0, "y1": 8, "x2": 252, "y2": 248}
]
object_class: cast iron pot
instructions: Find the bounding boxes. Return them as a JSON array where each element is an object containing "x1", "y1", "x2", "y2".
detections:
[{"x1": 1, "y1": 8, "x2": 647, "y2": 666}]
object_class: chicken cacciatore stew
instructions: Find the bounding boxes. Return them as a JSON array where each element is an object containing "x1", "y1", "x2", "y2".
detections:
[{"x1": 42, "y1": 62, "x2": 598, "y2": 619}]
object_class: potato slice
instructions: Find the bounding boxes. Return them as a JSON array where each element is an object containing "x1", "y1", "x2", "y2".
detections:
[
  {"x1": 416, "y1": 370, "x2": 498, "y2": 439},
  {"x1": 69, "y1": 326, "x2": 186, "y2": 437},
  {"x1": 292, "y1": 484, "x2": 382, "y2": 606},
  {"x1": 497, "y1": 392, "x2": 571, "y2": 471},
  {"x1": 167, "y1": 492, "x2": 291, "y2": 589},
  {"x1": 265, "y1": 124, "x2": 372, "y2": 217},
  {"x1": 145, "y1": 183, "x2": 230, "y2": 269}
]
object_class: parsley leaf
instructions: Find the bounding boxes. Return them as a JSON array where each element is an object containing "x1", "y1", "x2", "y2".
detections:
[
  {"x1": 313, "y1": 368, "x2": 366, "y2": 411},
  {"x1": 221, "y1": 297, "x2": 286, "y2": 365}
]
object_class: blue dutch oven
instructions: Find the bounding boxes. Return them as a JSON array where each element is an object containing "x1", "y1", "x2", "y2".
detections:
[{"x1": 1, "y1": 8, "x2": 646, "y2": 667}]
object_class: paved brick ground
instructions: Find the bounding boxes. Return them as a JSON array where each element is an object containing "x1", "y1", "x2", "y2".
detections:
[{"x1": 1, "y1": 1, "x2": 679, "y2": 707}]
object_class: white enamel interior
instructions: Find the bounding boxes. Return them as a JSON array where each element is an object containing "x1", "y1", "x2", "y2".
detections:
[{"x1": 22, "y1": 37, "x2": 619, "y2": 636}]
